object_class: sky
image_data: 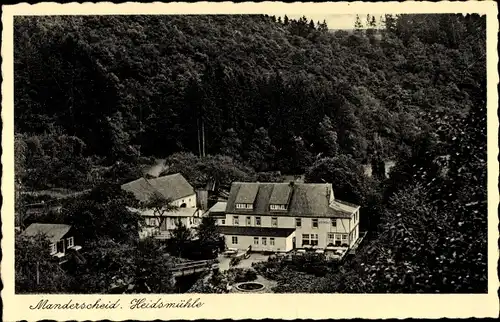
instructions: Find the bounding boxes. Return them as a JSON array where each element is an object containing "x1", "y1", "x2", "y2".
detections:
[{"x1": 284, "y1": 14, "x2": 385, "y2": 30}]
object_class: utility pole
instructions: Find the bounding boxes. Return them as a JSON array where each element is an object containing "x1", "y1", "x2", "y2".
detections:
[
  {"x1": 201, "y1": 119, "x2": 206, "y2": 157},
  {"x1": 36, "y1": 261, "x2": 40, "y2": 285},
  {"x1": 197, "y1": 118, "x2": 202, "y2": 158}
]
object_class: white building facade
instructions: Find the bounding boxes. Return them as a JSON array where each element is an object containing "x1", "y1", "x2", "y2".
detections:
[
  {"x1": 122, "y1": 173, "x2": 202, "y2": 239},
  {"x1": 214, "y1": 182, "x2": 360, "y2": 252}
]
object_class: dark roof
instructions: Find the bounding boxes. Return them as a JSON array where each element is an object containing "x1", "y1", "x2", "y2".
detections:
[
  {"x1": 269, "y1": 184, "x2": 293, "y2": 205},
  {"x1": 226, "y1": 182, "x2": 359, "y2": 218},
  {"x1": 121, "y1": 178, "x2": 156, "y2": 202},
  {"x1": 21, "y1": 223, "x2": 72, "y2": 243},
  {"x1": 219, "y1": 226, "x2": 295, "y2": 237},
  {"x1": 234, "y1": 184, "x2": 259, "y2": 204},
  {"x1": 121, "y1": 173, "x2": 194, "y2": 203}
]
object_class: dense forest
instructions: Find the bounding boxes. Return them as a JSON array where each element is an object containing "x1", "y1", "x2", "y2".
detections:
[{"x1": 14, "y1": 13, "x2": 487, "y2": 293}]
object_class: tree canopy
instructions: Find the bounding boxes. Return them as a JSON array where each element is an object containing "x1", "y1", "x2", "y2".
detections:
[{"x1": 15, "y1": 14, "x2": 485, "y2": 185}]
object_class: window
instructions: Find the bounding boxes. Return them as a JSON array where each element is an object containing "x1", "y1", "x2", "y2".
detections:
[
  {"x1": 342, "y1": 234, "x2": 348, "y2": 241},
  {"x1": 302, "y1": 234, "x2": 319, "y2": 246},
  {"x1": 256, "y1": 217, "x2": 261, "y2": 226},
  {"x1": 311, "y1": 234, "x2": 319, "y2": 246},
  {"x1": 331, "y1": 219, "x2": 337, "y2": 227},
  {"x1": 221, "y1": 219, "x2": 225, "y2": 225},
  {"x1": 312, "y1": 219, "x2": 318, "y2": 228},
  {"x1": 246, "y1": 216, "x2": 251, "y2": 225},
  {"x1": 262, "y1": 237, "x2": 267, "y2": 245},
  {"x1": 232, "y1": 236, "x2": 238, "y2": 244},
  {"x1": 270, "y1": 238, "x2": 275, "y2": 246},
  {"x1": 270, "y1": 204, "x2": 287, "y2": 211},
  {"x1": 271, "y1": 217, "x2": 278, "y2": 227},
  {"x1": 236, "y1": 203, "x2": 253, "y2": 210},
  {"x1": 254, "y1": 237, "x2": 259, "y2": 245},
  {"x1": 233, "y1": 216, "x2": 239, "y2": 225},
  {"x1": 50, "y1": 243, "x2": 57, "y2": 254},
  {"x1": 327, "y1": 232, "x2": 335, "y2": 244},
  {"x1": 296, "y1": 218, "x2": 302, "y2": 227},
  {"x1": 67, "y1": 237, "x2": 74, "y2": 248},
  {"x1": 302, "y1": 234, "x2": 310, "y2": 246}
]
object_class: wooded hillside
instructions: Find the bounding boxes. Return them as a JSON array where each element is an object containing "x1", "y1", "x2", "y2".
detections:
[{"x1": 15, "y1": 14, "x2": 485, "y2": 184}]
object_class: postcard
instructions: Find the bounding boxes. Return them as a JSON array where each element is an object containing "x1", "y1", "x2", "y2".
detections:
[{"x1": 2, "y1": 1, "x2": 499, "y2": 320}]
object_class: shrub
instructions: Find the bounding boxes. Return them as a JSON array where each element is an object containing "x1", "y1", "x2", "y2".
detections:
[
  {"x1": 226, "y1": 268, "x2": 258, "y2": 283},
  {"x1": 289, "y1": 252, "x2": 329, "y2": 277}
]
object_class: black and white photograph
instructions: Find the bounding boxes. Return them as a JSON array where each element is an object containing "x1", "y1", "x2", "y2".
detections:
[{"x1": 2, "y1": 1, "x2": 498, "y2": 320}]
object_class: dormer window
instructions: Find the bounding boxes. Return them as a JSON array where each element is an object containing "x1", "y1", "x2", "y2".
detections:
[
  {"x1": 235, "y1": 184, "x2": 259, "y2": 210},
  {"x1": 236, "y1": 203, "x2": 253, "y2": 210},
  {"x1": 270, "y1": 204, "x2": 287, "y2": 211}
]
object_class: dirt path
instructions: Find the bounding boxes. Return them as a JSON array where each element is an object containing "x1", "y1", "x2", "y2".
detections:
[{"x1": 145, "y1": 159, "x2": 167, "y2": 177}]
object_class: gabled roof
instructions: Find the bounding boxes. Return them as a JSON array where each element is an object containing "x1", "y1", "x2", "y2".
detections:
[
  {"x1": 226, "y1": 182, "x2": 359, "y2": 218},
  {"x1": 21, "y1": 223, "x2": 72, "y2": 243},
  {"x1": 121, "y1": 177, "x2": 157, "y2": 202},
  {"x1": 121, "y1": 173, "x2": 194, "y2": 203}
]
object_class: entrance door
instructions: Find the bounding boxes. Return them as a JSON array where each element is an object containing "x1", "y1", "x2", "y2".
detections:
[
  {"x1": 57, "y1": 239, "x2": 65, "y2": 254},
  {"x1": 292, "y1": 237, "x2": 296, "y2": 249},
  {"x1": 160, "y1": 218, "x2": 168, "y2": 231},
  {"x1": 335, "y1": 234, "x2": 342, "y2": 246}
]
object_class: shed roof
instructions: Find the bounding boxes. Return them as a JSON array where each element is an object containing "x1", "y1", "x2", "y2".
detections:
[
  {"x1": 207, "y1": 201, "x2": 227, "y2": 214},
  {"x1": 219, "y1": 226, "x2": 295, "y2": 237},
  {"x1": 204, "y1": 201, "x2": 227, "y2": 218}
]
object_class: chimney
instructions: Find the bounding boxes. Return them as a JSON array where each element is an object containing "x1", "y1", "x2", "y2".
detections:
[{"x1": 196, "y1": 189, "x2": 208, "y2": 211}]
